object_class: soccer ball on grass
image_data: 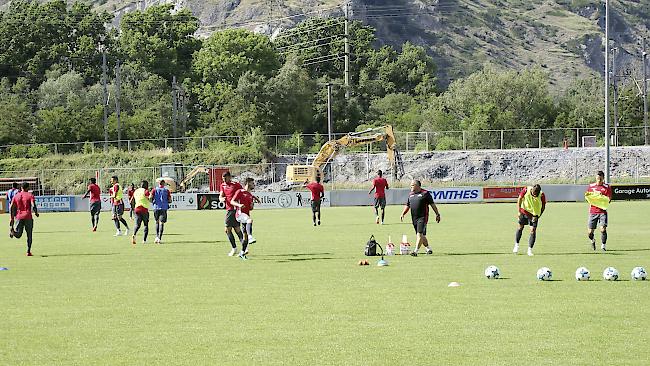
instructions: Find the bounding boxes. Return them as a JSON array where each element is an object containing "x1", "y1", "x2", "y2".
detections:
[
  {"x1": 536, "y1": 267, "x2": 552, "y2": 281},
  {"x1": 603, "y1": 267, "x2": 619, "y2": 281},
  {"x1": 575, "y1": 267, "x2": 590, "y2": 281},
  {"x1": 631, "y1": 267, "x2": 647, "y2": 281},
  {"x1": 484, "y1": 265, "x2": 500, "y2": 279}
]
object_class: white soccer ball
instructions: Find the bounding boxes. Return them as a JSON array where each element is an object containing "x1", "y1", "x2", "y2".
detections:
[
  {"x1": 236, "y1": 213, "x2": 251, "y2": 224},
  {"x1": 575, "y1": 267, "x2": 590, "y2": 281},
  {"x1": 631, "y1": 267, "x2": 647, "y2": 281},
  {"x1": 603, "y1": 267, "x2": 619, "y2": 281},
  {"x1": 536, "y1": 267, "x2": 552, "y2": 281},
  {"x1": 484, "y1": 265, "x2": 500, "y2": 279}
]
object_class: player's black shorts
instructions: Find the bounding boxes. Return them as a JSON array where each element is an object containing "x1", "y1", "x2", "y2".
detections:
[
  {"x1": 90, "y1": 201, "x2": 101, "y2": 216},
  {"x1": 588, "y1": 213, "x2": 608, "y2": 229},
  {"x1": 154, "y1": 209, "x2": 168, "y2": 223},
  {"x1": 225, "y1": 209, "x2": 238, "y2": 227},
  {"x1": 518, "y1": 213, "x2": 539, "y2": 227},
  {"x1": 112, "y1": 203, "x2": 124, "y2": 216},
  {"x1": 311, "y1": 199, "x2": 321, "y2": 212},
  {"x1": 412, "y1": 217, "x2": 427, "y2": 235},
  {"x1": 374, "y1": 197, "x2": 386, "y2": 209},
  {"x1": 135, "y1": 211, "x2": 149, "y2": 225}
]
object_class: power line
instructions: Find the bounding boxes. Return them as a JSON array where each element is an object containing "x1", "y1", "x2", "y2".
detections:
[{"x1": 276, "y1": 34, "x2": 344, "y2": 50}]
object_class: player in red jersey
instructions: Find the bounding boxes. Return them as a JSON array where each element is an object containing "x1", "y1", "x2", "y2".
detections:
[
  {"x1": 304, "y1": 176, "x2": 325, "y2": 226},
  {"x1": 585, "y1": 171, "x2": 612, "y2": 251},
  {"x1": 9, "y1": 182, "x2": 39, "y2": 256},
  {"x1": 231, "y1": 178, "x2": 261, "y2": 260},
  {"x1": 368, "y1": 170, "x2": 389, "y2": 224},
  {"x1": 126, "y1": 183, "x2": 136, "y2": 220},
  {"x1": 82, "y1": 177, "x2": 102, "y2": 231},
  {"x1": 219, "y1": 171, "x2": 245, "y2": 256}
]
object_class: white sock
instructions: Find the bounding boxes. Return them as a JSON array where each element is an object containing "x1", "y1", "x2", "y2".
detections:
[{"x1": 425, "y1": 246, "x2": 431, "y2": 251}]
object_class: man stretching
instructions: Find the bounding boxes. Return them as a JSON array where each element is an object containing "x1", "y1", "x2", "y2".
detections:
[{"x1": 9, "y1": 182, "x2": 39, "y2": 256}]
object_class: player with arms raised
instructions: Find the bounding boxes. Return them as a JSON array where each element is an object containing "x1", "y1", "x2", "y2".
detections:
[
  {"x1": 304, "y1": 176, "x2": 325, "y2": 226},
  {"x1": 400, "y1": 180, "x2": 441, "y2": 256},
  {"x1": 585, "y1": 171, "x2": 612, "y2": 251}
]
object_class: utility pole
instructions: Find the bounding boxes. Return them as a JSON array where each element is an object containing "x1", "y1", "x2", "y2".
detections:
[
  {"x1": 611, "y1": 48, "x2": 618, "y2": 146},
  {"x1": 604, "y1": 0, "x2": 611, "y2": 183},
  {"x1": 115, "y1": 60, "x2": 122, "y2": 150},
  {"x1": 344, "y1": 0, "x2": 350, "y2": 99},
  {"x1": 101, "y1": 44, "x2": 109, "y2": 152},
  {"x1": 643, "y1": 38, "x2": 648, "y2": 145},
  {"x1": 172, "y1": 76, "x2": 178, "y2": 150},
  {"x1": 327, "y1": 83, "x2": 333, "y2": 141}
]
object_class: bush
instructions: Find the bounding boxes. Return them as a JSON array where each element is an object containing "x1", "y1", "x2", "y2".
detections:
[
  {"x1": 82, "y1": 142, "x2": 95, "y2": 154},
  {"x1": 8, "y1": 145, "x2": 29, "y2": 158},
  {"x1": 27, "y1": 145, "x2": 50, "y2": 158},
  {"x1": 435, "y1": 136, "x2": 463, "y2": 150}
]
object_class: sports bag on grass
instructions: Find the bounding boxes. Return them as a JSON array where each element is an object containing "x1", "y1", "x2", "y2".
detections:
[{"x1": 364, "y1": 235, "x2": 383, "y2": 256}]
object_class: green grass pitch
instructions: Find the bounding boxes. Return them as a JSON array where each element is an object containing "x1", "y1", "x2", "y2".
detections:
[{"x1": 1, "y1": 202, "x2": 649, "y2": 365}]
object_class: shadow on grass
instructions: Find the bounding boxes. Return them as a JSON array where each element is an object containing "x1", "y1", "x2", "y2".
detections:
[
  {"x1": 40, "y1": 253, "x2": 120, "y2": 258},
  {"x1": 607, "y1": 248, "x2": 650, "y2": 253},
  {"x1": 275, "y1": 257, "x2": 335, "y2": 263},
  {"x1": 257, "y1": 253, "x2": 333, "y2": 258},
  {"x1": 444, "y1": 252, "x2": 509, "y2": 256}
]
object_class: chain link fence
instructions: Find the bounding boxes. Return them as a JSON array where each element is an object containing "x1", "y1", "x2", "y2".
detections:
[{"x1": 2, "y1": 127, "x2": 649, "y2": 158}]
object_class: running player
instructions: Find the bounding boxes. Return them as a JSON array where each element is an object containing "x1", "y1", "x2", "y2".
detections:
[
  {"x1": 126, "y1": 183, "x2": 136, "y2": 220},
  {"x1": 585, "y1": 171, "x2": 612, "y2": 251},
  {"x1": 400, "y1": 180, "x2": 441, "y2": 256},
  {"x1": 368, "y1": 170, "x2": 389, "y2": 224},
  {"x1": 219, "y1": 171, "x2": 245, "y2": 256},
  {"x1": 151, "y1": 179, "x2": 172, "y2": 244},
  {"x1": 9, "y1": 182, "x2": 39, "y2": 256},
  {"x1": 231, "y1": 178, "x2": 259, "y2": 260},
  {"x1": 110, "y1": 176, "x2": 129, "y2": 236},
  {"x1": 82, "y1": 177, "x2": 102, "y2": 231},
  {"x1": 513, "y1": 184, "x2": 546, "y2": 256},
  {"x1": 131, "y1": 180, "x2": 151, "y2": 245}
]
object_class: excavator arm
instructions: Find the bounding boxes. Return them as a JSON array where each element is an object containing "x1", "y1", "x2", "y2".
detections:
[
  {"x1": 179, "y1": 166, "x2": 210, "y2": 192},
  {"x1": 285, "y1": 125, "x2": 404, "y2": 183}
]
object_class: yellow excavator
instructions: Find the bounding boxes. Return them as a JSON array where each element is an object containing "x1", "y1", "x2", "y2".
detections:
[
  {"x1": 285, "y1": 125, "x2": 405, "y2": 184},
  {"x1": 157, "y1": 164, "x2": 210, "y2": 193}
]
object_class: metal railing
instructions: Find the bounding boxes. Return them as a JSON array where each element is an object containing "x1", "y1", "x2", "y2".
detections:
[{"x1": 0, "y1": 126, "x2": 648, "y2": 157}]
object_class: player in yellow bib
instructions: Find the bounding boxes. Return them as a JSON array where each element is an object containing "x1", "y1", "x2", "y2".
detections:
[
  {"x1": 131, "y1": 180, "x2": 152, "y2": 245},
  {"x1": 513, "y1": 184, "x2": 546, "y2": 256}
]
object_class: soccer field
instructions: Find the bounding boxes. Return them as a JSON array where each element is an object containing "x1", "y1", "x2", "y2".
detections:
[{"x1": 1, "y1": 202, "x2": 649, "y2": 365}]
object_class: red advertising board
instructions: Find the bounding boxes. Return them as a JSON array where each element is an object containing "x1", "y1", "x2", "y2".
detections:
[{"x1": 483, "y1": 186, "x2": 525, "y2": 201}]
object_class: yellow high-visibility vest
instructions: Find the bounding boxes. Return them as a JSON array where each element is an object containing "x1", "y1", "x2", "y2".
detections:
[
  {"x1": 114, "y1": 183, "x2": 123, "y2": 201},
  {"x1": 585, "y1": 191, "x2": 610, "y2": 210},
  {"x1": 133, "y1": 188, "x2": 150, "y2": 210},
  {"x1": 522, "y1": 186, "x2": 543, "y2": 216}
]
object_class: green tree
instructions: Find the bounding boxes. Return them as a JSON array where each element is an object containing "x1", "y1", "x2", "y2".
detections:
[
  {"x1": 118, "y1": 4, "x2": 200, "y2": 82},
  {"x1": 0, "y1": 78, "x2": 35, "y2": 145},
  {"x1": 0, "y1": 0, "x2": 111, "y2": 86}
]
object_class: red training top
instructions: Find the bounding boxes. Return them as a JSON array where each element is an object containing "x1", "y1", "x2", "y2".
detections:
[
  {"x1": 372, "y1": 177, "x2": 389, "y2": 198},
  {"x1": 220, "y1": 181, "x2": 243, "y2": 211},
  {"x1": 586, "y1": 183, "x2": 612, "y2": 214},
  {"x1": 127, "y1": 187, "x2": 135, "y2": 200},
  {"x1": 12, "y1": 191, "x2": 36, "y2": 220},
  {"x1": 232, "y1": 189, "x2": 254, "y2": 215},
  {"x1": 88, "y1": 184, "x2": 101, "y2": 203},
  {"x1": 518, "y1": 187, "x2": 547, "y2": 217},
  {"x1": 306, "y1": 182, "x2": 325, "y2": 202}
]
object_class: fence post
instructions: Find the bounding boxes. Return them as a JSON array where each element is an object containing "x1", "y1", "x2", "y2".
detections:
[
  {"x1": 462, "y1": 131, "x2": 467, "y2": 150},
  {"x1": 127, "y1": 140, "x2": 131, "y2": 152},
  {"x1": 54, "y1": 143, "x2": 58, "y2": 155},
  {"x1": 576, "y1": 128, "x2": 579, "y2": 147},
  {"x1": 164, "y1": 139, "x2": 168, "y2": 149},
  {"x1": 275, "y1": 136, "x2": 279, "y2": 155},
  {"x1": 538, "y1": 129, "x2": 542, "y2": 149},
  {"x1": 201, "y1": 137, "x2": 205, "y2": 150},
  {"x1": 425, "y1": 132, "x2": 429, "y2": 151},
  {"x1": 238, "y1": 136, "x2": 242, "y2": 146},
  {"x1": 297, "y1": 135, "x2": 300, "y2": 155},
  {"x1": 500, "y1": 130, "x2": 504, "y2": 149},
  {"x1": 405, "y1": 133, "x2": 409, "y2": 152},
  {"x1": 574, "y1": 158, "x2": 578, "y2": 184},
  {"x1": 636, "y1": 157, "x2": 639, "y2": 183}
]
